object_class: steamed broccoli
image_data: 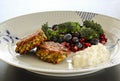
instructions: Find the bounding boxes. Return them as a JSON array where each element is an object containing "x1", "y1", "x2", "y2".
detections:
[
  {"x1": 80, "y1": 26, "x2": 98, "y2": 40},
  {"x1": 42, "y1": 23, "x2": 58, "y2": 40},
  {"x1": 41, "y1": 22, "x2": 49, "y2": 35},
  {"x1": 42, "y1": 22, "x2": 81, "y2": 40},
  {"x1": 58, "y1": 22, "x2": 81, "y2": 33},
  {"x1": 83, "y1": 20, "x2": 104, "y2": 35},
  {"x1": 42, "y1": 21, "x2": 103, "y2": 41}
]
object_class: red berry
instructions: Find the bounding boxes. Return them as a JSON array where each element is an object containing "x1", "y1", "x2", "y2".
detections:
[
  {"x1": 104, "y1": 37, "x2": 107, "y2": 42},
  {"x1": 72, "y1": 46, "x2": 78, "y2": 52},
  {"x1": 66, "y1": 43, "x2": 70, "y2": 47},
  {"x1": 85, "y1": 43, "x2": 91, "y2": 47},
  {"x1": 100, "y1": 40, "x2": 106, "y2": 45},
  {"x1": 70, "y1": 43, "x2": 75, "y2": 47},
  {"x1": 100, "y1": 38, "x2": 105, "y2": 41},
  {"x1": 100, "y1": 36, "x2": 104, "y2": 39},
  {"x1": 79, "y1": 38, "x2": 85, "y2": 43},
  {"x1": 100, "y1": 34, "x2": 105, "y2": 39},
  {"x1": 61, "y1": 42, "x2": 67, "y2": 47}
]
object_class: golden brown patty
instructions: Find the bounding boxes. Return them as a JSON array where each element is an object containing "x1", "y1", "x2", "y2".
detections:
[
  {"x1": 36, "y1": 41, "x2": 69, "y2": 64},
  {"x1": 15, "y1": 29, "x2": 47, "y2": 54}
]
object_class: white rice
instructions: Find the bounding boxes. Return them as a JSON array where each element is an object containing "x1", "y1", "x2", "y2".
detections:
[{"x1": 72, "y1": 43, "x2": 110, "y2": 68}]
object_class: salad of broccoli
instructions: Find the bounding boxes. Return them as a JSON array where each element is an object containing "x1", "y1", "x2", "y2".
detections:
[
  {"x1": 42, "y1": 20, "x2": 104, "y2": 41},
  {"x1": 42, "y1": 22, "x2": 81, "y2": 40},
  {"x1": 83, "y1": 20, "x2": 104, "y2": 35},
  {"x1": 42, "y1": 20, "x2": 107, "y2": 52},
  {"x1": 80, "y1": 26, "x2": 98, "y2": 40}
]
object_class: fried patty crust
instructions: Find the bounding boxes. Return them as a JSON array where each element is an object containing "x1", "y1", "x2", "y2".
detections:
[{"x1": 15, "y1": 29, "x2": 47, "y2": 54}]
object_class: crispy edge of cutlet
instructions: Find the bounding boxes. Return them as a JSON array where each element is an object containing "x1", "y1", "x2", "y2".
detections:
[
  {"x1": 16, "y1": 29, "x2": 47, "y2": 46},
  {"x1": 15, "y1": 29, "x2": 47, "y2": 54}
]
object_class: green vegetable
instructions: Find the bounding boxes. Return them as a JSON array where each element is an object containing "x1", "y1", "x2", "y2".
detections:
[
  {"x1": 83, "y1": 20, "x2": 104, "y2": 35},
  {"x1": 80, "y1": 26, "x2": 98, "y2": 40},
  {"x1": 42, "y1": 23, "x2": 58, "y2": 40},
  {"x1": 41, "y1": 22, "x2": 49, "y2": 36},
  {"x1": 58, "y1": 22, "x2": 81, "y2": 33},
  {"x1": 42, "y1": 22, "x2": 81, "y2": 40},
  {"x1": 42, "y1": 21, "x2": 104, "y2": 41}
]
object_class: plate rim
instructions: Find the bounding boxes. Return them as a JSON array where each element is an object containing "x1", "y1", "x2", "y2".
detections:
[{"x1": 0, "y1": 10, "x2": 120, "y2": 26}]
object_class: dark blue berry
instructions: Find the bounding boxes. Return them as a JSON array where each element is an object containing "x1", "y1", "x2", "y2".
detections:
[
  {"x1": 90, "y1": 38, "x2": 99, "y2": 45},
  {"x1": 76, "y1": 42, "x2": 82, "y2": 48},
  {"x1": 64, "y1": 33, "x2": 72, "y2": 42},
  {"x1": 52, "y1": 36, "x2": 58, "y2": 42},
  {"x1": 58, "y1": 36, "x2": 64, "y2": 43},
  {"x1": 72, "y1": 37, "x2": 79, "y2": 43}
]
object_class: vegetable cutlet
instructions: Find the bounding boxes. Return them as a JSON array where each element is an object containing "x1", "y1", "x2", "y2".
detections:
[
  {"x1": 36, "y1": 41, "x2": 69, "y2": 64},
  {"x1": 15, "y1": 29, "x2": 47, "y2": 54}
]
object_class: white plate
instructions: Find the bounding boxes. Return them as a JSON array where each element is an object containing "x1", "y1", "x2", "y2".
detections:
[{"x1": 0, "y1": 11, "x2": 120, "y2": 77}]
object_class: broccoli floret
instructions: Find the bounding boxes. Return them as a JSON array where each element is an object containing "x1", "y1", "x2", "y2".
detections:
[
  {"x1": 41, "y1": 22, "x2": 49, "y2": 34},
  {"x1": 42, "y1": 22, "x2": 49, "y2": 39},
  {"x1": 83, "y1": 20, "x2": 104, "y2": 35},
  {"x1": 58, "y1": 22, "x2": 81, "y2": 33},
  {"x1": 42, "y1": 23, "x2": 58, "y2": 40},
  {"x1": 80, "y1": 26, "x2": 98, "y2": 40}
]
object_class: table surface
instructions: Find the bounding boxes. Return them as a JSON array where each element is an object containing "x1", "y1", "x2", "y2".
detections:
[
  {"x1": 0, "y1": 0, "x2": 120, "y2": 81},
  {"x1": 0, "y1": 61, "x2": 120, "y2": 81}
]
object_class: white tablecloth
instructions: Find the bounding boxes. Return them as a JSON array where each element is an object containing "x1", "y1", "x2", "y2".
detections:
[{"x1": 0, "y1": 0, "x2": 120, "y2": 23}]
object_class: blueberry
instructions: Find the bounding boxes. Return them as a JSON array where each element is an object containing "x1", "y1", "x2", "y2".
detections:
[
  {"x1": 52, "y1": 36, "x2": 58, "y2": 42},
  {"x1": 76, "y1": 42, "x2": 82, "y2": 48},
  {"x1": 58, "y1": 36, "x2": 64, "y2": 43},
  {"x1": 72, "y1": 37, "x2": 79, "y2": 43},
  {"x1": 52, "y1": 24, "x2": 58, "y2": 31},
  {"x1": 90, "y1": 38, "x2": 99, "y2": 45},
  {"x1": 64, "y1": 33, "x2": 72, "y2": 42}
]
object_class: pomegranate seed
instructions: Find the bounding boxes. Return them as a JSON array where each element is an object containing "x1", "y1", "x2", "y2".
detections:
[
  {"x1": 100, "y1": 34, "x2": 105, "y2": 39},
  {"x1": 104, "y1": 37, "x2": 107, "y2": 42},
  {"x1": 61, "y1": 42, "x2": 67, "y2": 47},
  {"x1": 100, "y1": 38, "x2": 104, "y2": 41},
  {"x1": 100, "y1": 40, "x2": 106, "y2": 45},
  {"x1": 70, "y1": 43, "x2": 75, "y2": 47},
  {"x1": 85, "y1": 43, "x2": 91, "y2": 47},
  {"x1": 100, "y1": 38, "x2": 107, "y2": 42},
  {"x1": 66, "y1": 43, "x2": 70, "y2": 47},
  {"x1": 79, "y1": 38, "x2": 85, "y2": 43},
  {"x1": 72, "y1": 46, "x2": 78, "y2": 52}
]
